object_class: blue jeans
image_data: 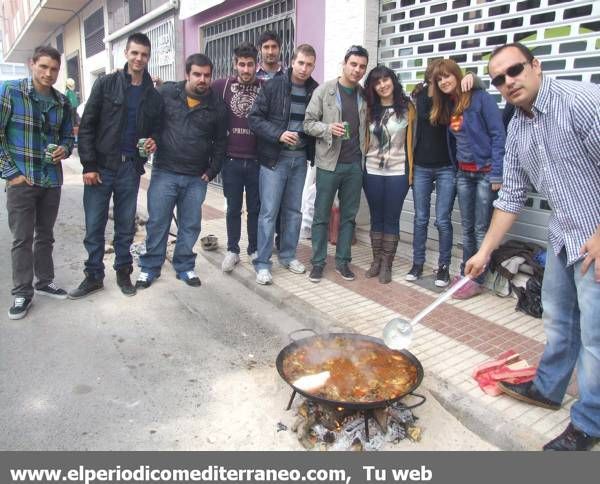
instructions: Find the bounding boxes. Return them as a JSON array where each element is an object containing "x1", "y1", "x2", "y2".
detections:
[
  {"x1": 363, "y1": 172, "x2": 410, "y2": 235},
  {"x1": 83, "y1": 161, "x2": 140, "y2": 279},
  {"x1": 534, "y1": 248, "x2": 600, "y2": 437},
  {"x1": 221, "y1": 157, "x2": 260, "y2": 255},
  {"x1": 456, "y1": 170, "x2": 493, "y2": 283},
  {"x1": 254, "y1": 150, "x2": 307, "y2": 271},
  {"x1": 139, "y1": 167, "x2": 207, "y2": 274},
  {"x1": 412, "y1": 165, "x2": 456, "y2": 266}
]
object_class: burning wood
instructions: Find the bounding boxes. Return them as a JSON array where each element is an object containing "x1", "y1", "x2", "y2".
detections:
[{"x1": 290, "y1": 398, "x2": 421, "y2": 451}]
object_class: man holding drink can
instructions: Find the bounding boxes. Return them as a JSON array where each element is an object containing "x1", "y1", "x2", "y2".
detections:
[
  {"x1": 248, "y1": 44, "x2": 319, "y2": 286},
  {"x1": 70, "y1": 33, "x2": 163, "y2": 299},
  {"x1": 304, "y1": 45, "x2": 369, "y2": 283},
  {"x1": 0, "y1": 45, "x2": 74, "y2": 319}
]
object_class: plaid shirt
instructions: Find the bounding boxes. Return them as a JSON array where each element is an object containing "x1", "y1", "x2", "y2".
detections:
[
  {"x1": 494, "y1": 76, "x2": 600, "y2": 265},
  {"x1": 0, "y1": 78, "x2": 74, "y2": 187},
  {"x1": 256, "y1": 63, "x2": 284, "y2": 81}
]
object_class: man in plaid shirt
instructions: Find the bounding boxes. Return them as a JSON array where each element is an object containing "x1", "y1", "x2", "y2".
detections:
[{"x1": 0, "y1": 45, "x2": 74, "y2": 320}]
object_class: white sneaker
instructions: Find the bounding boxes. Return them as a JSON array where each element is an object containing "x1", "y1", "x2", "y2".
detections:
[
  {"x1": 249, "y1": 251, "x2": 258, "y2": 261},
  {"x1": 256, "y1": 269, "x2": 273, "y2": 285},
  {"x1": 285, "y1": 259, "x2": 306, "y2": 274},
  {"x1": 222, "y1": 251, "x2": 240, "y2": 272}
]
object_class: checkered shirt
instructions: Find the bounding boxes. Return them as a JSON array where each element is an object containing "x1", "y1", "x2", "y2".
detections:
[
  {"x1": 494, "y1": 76, "x2": 600, "y2": 265},
  {"x1": 0, "y1": 78, "x2": 74, "y2": 187}
]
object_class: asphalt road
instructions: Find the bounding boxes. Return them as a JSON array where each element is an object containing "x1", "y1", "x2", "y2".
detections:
[{"x1": 0, "y1": 160, "x2": 496, "y2": 451}]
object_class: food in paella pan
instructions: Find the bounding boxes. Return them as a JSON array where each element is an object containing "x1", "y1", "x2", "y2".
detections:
[{"x1": 283, "y1": 336, "x2": 418, "y2": 403}]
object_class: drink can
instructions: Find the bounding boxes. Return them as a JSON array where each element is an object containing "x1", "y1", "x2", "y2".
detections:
[
  {"x1": 137, "y1": 138, "x2": 148, "y2": 158},
  {"x1": 44, "y1": 144, "x2": 58, "y2": 164},
  {"x1": 342, "y1": 121, "x2": 351, "y2": 140}
]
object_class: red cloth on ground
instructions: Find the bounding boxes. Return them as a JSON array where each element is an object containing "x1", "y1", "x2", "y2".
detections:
[{"x1": 472, "y1": 350, "x2": 537, "y2": 396}]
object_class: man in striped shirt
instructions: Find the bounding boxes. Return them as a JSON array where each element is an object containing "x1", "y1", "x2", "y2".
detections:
[
  {"x1": 0, "y1": 45, "x2": 74, "y2": 320},
  {"x1": 248, "y1": 44, "x2": 318, "y2": 285},
  {"x1": 466, "y1": 43, "x2": 600, "y2": 451}
]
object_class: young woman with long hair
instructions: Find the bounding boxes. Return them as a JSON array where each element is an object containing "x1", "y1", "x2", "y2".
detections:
[
  {"x1": 362, "y1": 65, "x2": 415, "y2": 284},
  {"x1": 407, "y1": 62, "x2": 480, "y2": 287},
  {"x1": 429, "y1": 59, "x2": 505, "y2": 299}
]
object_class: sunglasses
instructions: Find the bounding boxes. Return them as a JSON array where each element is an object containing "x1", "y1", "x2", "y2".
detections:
[
  {"x1": 345, "y1": 45, "x2": 368, "y2": 59},
  {"x1": 490, "y1": 62, "x2": 528, "y2": 87}
]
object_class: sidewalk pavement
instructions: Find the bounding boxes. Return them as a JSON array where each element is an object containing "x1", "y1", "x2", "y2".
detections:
[{"x1": 135, "y1": 161, "x2": 580, "y2": 451}]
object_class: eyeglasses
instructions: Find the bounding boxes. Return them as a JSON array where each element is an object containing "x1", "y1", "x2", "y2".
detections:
[{"x1": 490, "y1": 62, "x2": 528, "y2": 87}]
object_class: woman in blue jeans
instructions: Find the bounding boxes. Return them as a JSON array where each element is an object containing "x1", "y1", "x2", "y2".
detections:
[
  {"x1": 430, "y1": 59, "x2": 505, "y2": 299},
  {"x1": 363, "y1": 66, "x2": 415, "y2": 284},
  {"x1": 407, "y1": 62, "x2": 453, "y2": 287}
]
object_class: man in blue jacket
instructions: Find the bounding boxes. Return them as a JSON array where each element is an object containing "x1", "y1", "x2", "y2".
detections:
[{"x1": 135, "y1": 54, "x2": 227, "y2": 289}]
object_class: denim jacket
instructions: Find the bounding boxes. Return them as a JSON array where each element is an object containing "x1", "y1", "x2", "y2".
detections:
[
  {"x1": 446, "y1": 89, "x2": 505, "y2": 184},
  {"x1": 304, "y1": 78, "x2": 367, "y2": 172}
]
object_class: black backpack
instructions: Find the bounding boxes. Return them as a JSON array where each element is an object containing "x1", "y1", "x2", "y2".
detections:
[{"x1": 490, "y1": 240, "x2": 545, "y2": 318}]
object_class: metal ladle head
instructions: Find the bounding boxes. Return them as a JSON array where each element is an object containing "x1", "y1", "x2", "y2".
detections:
[
  {"x1": 383, "y1": 276, "x2": 472, "y2": 350},
  {"x1": 383, "y1": 317, "x2": 413, "y2": 350}
]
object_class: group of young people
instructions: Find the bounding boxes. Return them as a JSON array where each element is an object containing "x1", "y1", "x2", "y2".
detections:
[
  {"x1": 207, "y1": 33, "x2": 506, "y2": 298},
  {"x1": 1, "y1": 30, "x2": 599, "y2": 451}
]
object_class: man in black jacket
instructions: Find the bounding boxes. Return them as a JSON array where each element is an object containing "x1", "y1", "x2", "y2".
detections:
[
  {"x1": 135, "y1": 53, "x2": 227, "y2": 289},
  {"x1": 69, "y1": 33, "x2": 163, "y2": 299},
  {"x1": 248, "y1": 44, "x2": 318, "y2": 285}
]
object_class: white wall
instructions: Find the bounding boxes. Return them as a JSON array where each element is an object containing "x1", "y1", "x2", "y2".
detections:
[
  {"x1": 323, "y1": 0, "x2": 379, "y2": 80},
  {"x1": 79, "y1": 0, "x2": 110, "y2": 100},
  {"x1": 322, "y1": 0, "x2": 379, "y2": 234}
]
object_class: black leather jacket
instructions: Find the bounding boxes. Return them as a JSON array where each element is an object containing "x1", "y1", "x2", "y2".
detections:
[
  {"x1": 248, "y1": 68, "x2": 318, "y2": 168},
  {"x1": 78, "y1": 64, "x2": 163, "y2": 174},
  {"x1": 154, "y1": 82, "x2": 227, "y2": 180}
]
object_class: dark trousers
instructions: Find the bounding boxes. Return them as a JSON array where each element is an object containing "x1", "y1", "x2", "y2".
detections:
[
  {"x1": 221, "y1": 157, "x2": 260, "y2": 255},
  {"x1": 83, "y1": 161, "x2": 140, "y2": 279},
  {"x1": 311, "y1": 162, "x2": 363, "y2": 267},
  {"x1": 363, "y1": 172, "x2": 410, "y2": 235},
  {"x1": 6, "y1": 184, "x2": 61, "y2": 297}
]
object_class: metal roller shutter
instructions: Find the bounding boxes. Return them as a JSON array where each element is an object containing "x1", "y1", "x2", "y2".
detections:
[{"x1": 378, "y1": 0, "x2": 600, "y2": 247}]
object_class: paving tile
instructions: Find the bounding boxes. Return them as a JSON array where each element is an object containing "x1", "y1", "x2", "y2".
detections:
[{"x1": 195, "y1": 186, "x2": 576, "y2": 448}]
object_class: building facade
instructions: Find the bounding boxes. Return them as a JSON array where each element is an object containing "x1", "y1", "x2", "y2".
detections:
[
  {"x1": 2, "y1": 0, "x2": 599, "y2": 250},
  {"x1": 377, "y1": 0, "x2": 600, "y2": 247},
  {"x1": 1, "y1": 0, "x2": 182, "y2": 100}
]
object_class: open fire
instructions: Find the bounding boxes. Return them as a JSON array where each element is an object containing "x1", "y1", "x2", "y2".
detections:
[{"x1": 290, "y1": 397, "x2": 422, "y2": 451}]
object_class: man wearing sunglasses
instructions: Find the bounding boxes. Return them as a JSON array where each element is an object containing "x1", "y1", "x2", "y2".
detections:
[
  {"x1": 465, "y1": 42, "x2": 600, "y2": 451},
  {"x1": 0, "y1": 45, "x2": 74, "y2": 319}
]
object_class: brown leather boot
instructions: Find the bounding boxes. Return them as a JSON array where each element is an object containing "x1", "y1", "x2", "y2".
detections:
[
  {"x1": 365, "y1": 231, "x2": 384, "y2": 278},
  {"x1": 379, "y1": 234, "x2": 399, "y2": 284}
]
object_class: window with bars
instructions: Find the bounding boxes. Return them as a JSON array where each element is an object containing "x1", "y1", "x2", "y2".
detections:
[
  {"x1": 129, "y1": 0, "x2": 146, "y2": 23},
  {"x1": 202, "y1": 0, "x2": 295, "y2": 80},
  {"x1": 84, "y1": 8, "x2": 105, "y2": 58},
  {"x1": 66, "y1": 54, "x2": 81, "y2": 93},
  {"x1": 56, "y1": 33, "x2": 64, "y2": 55}
]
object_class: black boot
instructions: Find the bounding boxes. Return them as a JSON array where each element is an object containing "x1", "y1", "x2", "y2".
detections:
[
  {"x1": 68, "y1": 276, "x2": 104, "y2": 300},
  {"x1": 116, "y1": 266, "x2": 136, "y2": 296},
  {"x1": 365, "y1": 231, "x2": 383, "y2": 278},
  {"x1": 379, "y1": 234, "x2": 399, "y2": 284}
]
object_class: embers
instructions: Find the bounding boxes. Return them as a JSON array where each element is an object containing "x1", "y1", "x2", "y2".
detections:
[{"x1": 290, "y1": 398, "x2": 422, "y2": 451}]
